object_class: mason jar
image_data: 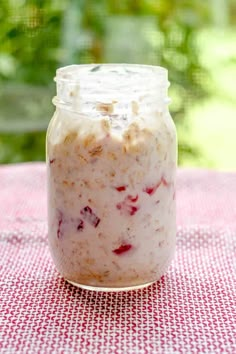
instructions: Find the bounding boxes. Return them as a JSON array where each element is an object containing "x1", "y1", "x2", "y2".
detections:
[{"x1": 46, "y1": 64, "x2": 177, "y2": 291}]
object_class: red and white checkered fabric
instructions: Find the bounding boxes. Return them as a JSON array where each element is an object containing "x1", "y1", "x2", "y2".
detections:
[{"x1": 0, "y1": 163, "x2": 235, "y2": 353}]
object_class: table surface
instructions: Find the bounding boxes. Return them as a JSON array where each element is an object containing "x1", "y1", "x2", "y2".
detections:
[{"x1": 0, "y1": 163, "x2": 235, "y2": 354}]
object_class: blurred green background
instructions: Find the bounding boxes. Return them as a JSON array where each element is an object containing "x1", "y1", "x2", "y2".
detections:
[{"x1": 0, "y1": 0, "x2": 236, "y2": 169}]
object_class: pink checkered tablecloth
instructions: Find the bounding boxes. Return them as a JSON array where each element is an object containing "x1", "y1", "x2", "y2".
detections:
[{"x1": 0, "y1": 163, "x2": 235, "y2": 353}]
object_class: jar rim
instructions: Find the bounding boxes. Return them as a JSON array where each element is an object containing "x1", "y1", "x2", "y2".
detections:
[{"x1": 55, "y1": 63, "x2": 168, "y2": 83}]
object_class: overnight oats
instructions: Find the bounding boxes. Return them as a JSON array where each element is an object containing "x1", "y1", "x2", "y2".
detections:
[{"x1": 46, "y1": 64, "x2": 177, "y2": 291}]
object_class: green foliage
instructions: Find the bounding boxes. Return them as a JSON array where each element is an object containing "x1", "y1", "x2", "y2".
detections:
[
  {"x1": 0, "y1": 131, "x2": 45, "y2": 164},
  {"x1": 0, "y1": 0, "x2": 225, "y2": 164}
]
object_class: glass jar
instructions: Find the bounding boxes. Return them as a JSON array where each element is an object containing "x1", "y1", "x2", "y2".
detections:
[{"x1": 46, "y1": 64, "x2": 177, "y2": 291}]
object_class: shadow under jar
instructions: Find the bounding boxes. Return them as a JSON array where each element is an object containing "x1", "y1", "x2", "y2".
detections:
[{"x1": 46, "y1": 64, "x2": 177, "y2": 291}]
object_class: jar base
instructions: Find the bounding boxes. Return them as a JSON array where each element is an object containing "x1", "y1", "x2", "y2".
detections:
[{"x1": 66, "y1": 279, "x2": 156, "y2": 292}]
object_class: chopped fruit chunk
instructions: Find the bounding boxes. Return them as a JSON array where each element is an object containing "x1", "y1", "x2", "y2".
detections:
[
  {"x1": 129, "y1": 206, "x2": 139, "y2": 216},
  {"x1": 115, "y1": 185, "x2": 127, "y2": 192},
  {"x1": 161, "y1": 177, "x2": 169, "y2": 187},
  {"x1": 57, "y1": 211, "x2": 63, "y2": 239},
  {"x1": 116, "y1": 203, "x2": 122, "y2": 210},
  {"x1": 113, "y1": 244, "x2": 132, "y2": 255},
  {"x1": 143, "y1": 177, "x2": 170, "y2": 196},
  {"x1": 143, "y1": 186, "x2": 156, "y2": 195},
  {"x1": 143, "y1": 180, "x2": 162, "y2": 196},
  {"x1": 80, "y1": 206, "x2": 100, "y2": 228},
  {"x1": 116, "y1": 202, "x2": 140, "y2": 216},
  {"x1": 77, "y1": 219, "x2": 84, "y2": 231},
  {"x1": 81, "y1": 206, "x2": 92, "y2": 214},
  {"x1": 57, "y1": 218, "x2": 62, "y2": 238},
  {"x1": 116, "y1": 194, "x2": 140, "y2": 216},
  {"x1": 127, "y1": 194, "x2": 139, "y2": 202}
]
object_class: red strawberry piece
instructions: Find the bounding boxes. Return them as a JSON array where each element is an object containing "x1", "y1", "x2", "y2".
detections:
[
  {"x1": 116, "y1": 202, "x2": 139, "y2": 216},
  {"x1": 77, "y1": 219, "x2": 84, "y2": 231},
  {"x1": 57, "y1": 211, "x2": 63, "y2": 238},
  {"x1": 129, "y1": 205, "x2": 139, "y2": 216},
  {"x1": 116, "y1": 203, "x2": 122, "y2": 210},
  {"x1": 80, "y1": 206, "x2": 100, "y2": 228},
  {"x1": 143, "y1": 186, "x2": 155, "y2": 195},
  {"x1": 143, "y1": 176, "x2": 170, "y2": 196},
  {"x1": 127, "y1": 194, "x2": 139, "y2": 202},
  {"x1": 112, "y1": 244, "x2": 132, "y2": 255},
  {"x1": 115, "y1": 185, "x2": 127, "y2": 192},
  {"x1": 143, "y1": 180, "x2": 162, "y2": 196},
  {"x1": 57, "y1": 219, "x2": 62, "y2": 238},
  {"x1": 161, "y1": 177, "x2": 169, "y2": 187},
  {"x1": 116, "y1": 194, "x2": 140, "y2": 216}
]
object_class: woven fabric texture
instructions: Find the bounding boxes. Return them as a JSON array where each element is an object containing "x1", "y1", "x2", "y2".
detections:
[{"x1": 0, "y1": 163, "x2": 235, "y2": 354}]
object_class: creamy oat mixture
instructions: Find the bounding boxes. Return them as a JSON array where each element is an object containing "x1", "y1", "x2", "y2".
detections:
[{"x1": 47, "y1": 64, "x2": 177, "y2": 289}]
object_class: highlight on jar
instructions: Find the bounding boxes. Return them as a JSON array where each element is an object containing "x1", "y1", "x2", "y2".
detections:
[{"x1": 46, "y1": 64, "x2": 177, "y2": 292}]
